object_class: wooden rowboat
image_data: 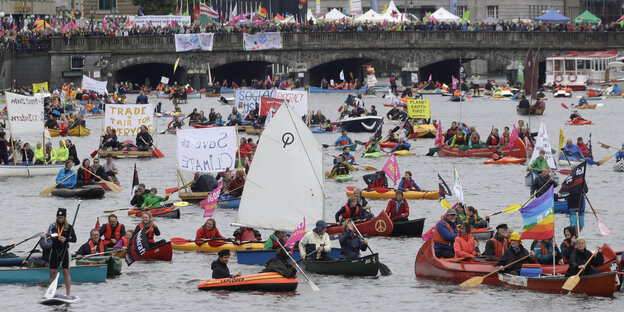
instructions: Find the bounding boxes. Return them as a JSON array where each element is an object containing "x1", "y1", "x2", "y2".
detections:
[
  {"x1": 326, "y1": 211, "x2": 394, "y2": 237},
  {"x1": 497, "y1": 272, "x2": 616, "y2": 297},
  {"x1": 67, "y1": 125, "x2": 91, "y2": 136},
  {"x1": 0, "y1": 164, "x2": 64, "y2": 177},
  {"x1": 304, "y1": 253, "x2": 379, "y2": 276}
]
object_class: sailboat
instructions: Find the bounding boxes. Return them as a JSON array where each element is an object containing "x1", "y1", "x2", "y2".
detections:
[
  {"x1": 524, "y1": 122, "x2": 558, "y2": 186},
  {"x1": 0, "y1": 92, "x2": 64, "y2": 177}
]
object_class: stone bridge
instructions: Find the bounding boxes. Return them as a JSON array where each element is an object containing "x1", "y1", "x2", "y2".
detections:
[{"x1": 46, "y1": 31, "x2": 624, "y2": 87}]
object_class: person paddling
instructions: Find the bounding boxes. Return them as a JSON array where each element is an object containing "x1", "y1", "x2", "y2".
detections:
[
  {"x1": 433, "y1": 209, "x2": 459, "y2": 258},
  {"x1": 135, "y1": 213, "x2": 162, "y2": 246},
  {"x1": 233, "y1": 227, "x2": 262, "y2": 244},
  {"x1": 335, "y1": 196, "x2": 364, "y2": 223},
  {"x1": 533, "y1": 238, "x2": 563, "y2": 265},
  {"x1": 497, "y1": 232, "x2": 535, "y2": 275},
  {"x1": 195, "y1": 218, "x2": 224, "y2": 246},
  {"x1": 327, "y1": 155, "x2": 355, "y2": 179},
  {"x1": 338, "y1": 220, "x2": 368, "y2": 260},
  {"x1": 363, "y1": 171, "x2": 388, "y2": 190},
  {"x1": 566, "y1": 239, "x2": 603, "y2": 277},
  {"x1": 299, "y1": 220, "x2": 333, "y2": 261},
  {"x1": 140, "y1": 188, "x2": 169, "y2": 210},
  {"x1": 397, "y1": 171, "x2": 422, "y2": 191},
  {"x1": 46, "y1": 208, "x2": 77, "y2": 299},
  {"x1": 55, "y1": 161, "x2": 77, "y2": 189},
  {"x1": 261, "y1": 247, "x2": 297, "y2": 278},
  {"x1": 263, "y1": 231, "x2": 287, "y2": 250},
  {"x1": 212, "y1": 249, "x2": 241, "y2": 279},
  {"x1": 75, "y1": 229, "x2": 105, "y2": 259}
]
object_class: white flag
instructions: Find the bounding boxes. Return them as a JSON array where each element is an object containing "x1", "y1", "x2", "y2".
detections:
[
  {"x1": 529, "y1": 122, "x2": 557, "y2": 169},
  {"x1": 339, "y1": 70, "x2": 345, "y2": 81},
  {"x1": 453, "y1": 166, "x2": 464, "y2": 203}
]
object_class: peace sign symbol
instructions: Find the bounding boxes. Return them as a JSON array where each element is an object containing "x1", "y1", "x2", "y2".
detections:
[{"x1": 375, "y1": 220, "x2": 387, "y2": 233}]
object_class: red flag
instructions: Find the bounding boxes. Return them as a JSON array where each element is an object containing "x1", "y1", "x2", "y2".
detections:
[
  {"x1": 260, "y1": 97, "x2": 283, "y2": 116},
  {"x1": 434, "y1": 120, "x2": 443, "y2": 147},
  {"x1": 194, "y1": 3, "x2": 200, "y2": 20},
  {"x1": 95, "y1": 218, "x2": 100, "y2": 230}
]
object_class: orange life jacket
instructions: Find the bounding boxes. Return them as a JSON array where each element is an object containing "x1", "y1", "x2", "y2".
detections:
[
  {"x1": 432, "y1": 220, "x2": 456, "y2": 246},
  {"x1": 341, "y1": 204, "x2": 359, "y2": 221},
  {"x1": 138, "y1": 222, "x2": 155, "y2": 243},
  {"x1": 119, "y1": 236, "x2": 130, "y2": 248},
  {"x1": 88, "y1": 240, "x2": 105, "y2": 254},
  {"x1": 103, "y1": 223, "x2": 123, "y2": 245},
  {"x1": 562, "y1": 240, "x2": 571, "y2": 263},
  {"x1": 488, "y1": 237, "x2": 508, "y2": 258}
]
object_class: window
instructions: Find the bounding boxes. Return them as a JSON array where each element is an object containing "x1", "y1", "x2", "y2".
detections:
[
  {"x1": 486, "y1": 6, "x2": 498, "y2": 19},
  {"x1": 565, "y1": 60, "x2": 575, "y2": 71},
  {"x1": 99, "y1": 0, "x2": 117, "y2": 10},
  {"x1": 554, "y1": 60, "x2": 561, "y2": 71},
  {"x1": 456, "y1": 6, "x2": 467, "y2": 17}
]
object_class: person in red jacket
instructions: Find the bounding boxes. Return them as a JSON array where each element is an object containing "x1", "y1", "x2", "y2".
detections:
[
  {"x1": 225, "y1": 169, "x2": 246, "y2": 198},
  {"x1": 195, "y1": 218, "x2": 224, "y2": 246},
  {"x1": 454, "y1": 222, "x2": 480, "y2": 258},
  {"x1": 385, "y1": 191, "x2": 409, "y2": 222},
  {"x1": 238, "y1": 137, "x2": 254, "y2": 159},
  {"x1": 577, "y1": 137, "x2": 590, "y2": 157}
]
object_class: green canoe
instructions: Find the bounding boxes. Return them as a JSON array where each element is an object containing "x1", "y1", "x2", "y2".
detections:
[
  {"x1": 334, "y1": 174, "x2": 353, "y2": 182},
  {"x1": 364, "y1": 151, "x2": 385, "y2": 158},
  {"x1": 303, "y1": 253, "x2": 379, "y2": 276},
  {"x1": 76, "y1": 256, "x2": 122, "y2": 276},
  {"x1": 336, "y1": 143, "x2": 357, "y2": 151}
]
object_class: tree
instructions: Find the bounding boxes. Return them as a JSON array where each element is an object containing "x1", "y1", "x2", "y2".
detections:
[{"x1": 132, "y1": 0, "x2": 177, "y2": 15}]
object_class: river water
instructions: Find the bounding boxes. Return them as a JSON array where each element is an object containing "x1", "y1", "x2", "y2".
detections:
[{"x1": 1, "y1": 90, "x2": 623, "y2": 310}]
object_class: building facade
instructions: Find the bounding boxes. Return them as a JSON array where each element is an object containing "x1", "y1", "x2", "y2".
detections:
[
  {"x1": 83, "y1": 0, "x2": 138, "y2": 19},
  {"x1": 0, "y1": 0, "x2": 57, "y2": 16}
]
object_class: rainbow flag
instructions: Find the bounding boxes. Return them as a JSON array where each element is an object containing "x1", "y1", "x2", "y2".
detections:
[{"x1": 519, "y1": 185, "x2": 555, "y2": 240}]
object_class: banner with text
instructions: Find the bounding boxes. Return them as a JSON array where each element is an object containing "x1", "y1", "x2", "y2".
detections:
[
  {"x1": 174, "y1": 33, "x2": 214, "y2": 52},
  {"x1": 32, "y1": 82, "x2": 48, "y2": 94},
  {"x1": 274, "y1": 89, "x2": 308, "y2": 117},
  {"x1": 6, "y1": 92, "x2": 44, "y2": 134},
  {"x1": 177, "y1": 127, "x2": 238, "y2": 173},
  {"x1": 407, "y1": 99, "x2": 431, "y2": 119},
  {"x1": 82, "y1": 75, "x2": 108, "y2": 95},
  {"x1": 260, "y1": 97, "x2": 284, "y2": 117},
  {"x1": 350, "y1": 0, "x2": 362, "y2": 15},
  {"x1": 235, "y1": 89, "x2": 275, "y2": 115},
  {"x1": 200, "y1": 181, "x2": 223, "y2": 218},
  {"x1": 243, "y1": 32, "x2": 283, "y2": 51},
  {"x1": 105, "y1": 104, "x2": 154, "y2": 137},
  {"x1": 132, "y1": 15, "x2": 191, "y2": 27}
]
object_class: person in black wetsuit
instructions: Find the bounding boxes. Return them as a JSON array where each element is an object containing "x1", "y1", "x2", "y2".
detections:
[{"x1": 46, "y1": 208, "x2": 77, "y2": 298}]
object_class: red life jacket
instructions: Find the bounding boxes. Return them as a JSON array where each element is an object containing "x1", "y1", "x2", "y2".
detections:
[
  {"x1": 401, "y1": 178, "x2": 414, "y2": 190},
  {"x1": 119, "y1": 236, "x2": 130, "y2": 248},
  {"x1": 488, "y1": 237, "x2": 508, "y2": 258},
  {"x1": 536, "y1": 242, "x2": 550, "y2": 255},
  {"x1": 489, "y1": 134, "x2": 499, "y2": 146},
  {"x1": 82, "y1": 169, "x2": 91, "y2": 182},
  {"x1": 454, "y1": 133, "x2": 466, "y2": 145},
  {"x1": 240, "y1": 228, "x2": 257, "y2": 241},
  {"x1": 470, "y1": 136, "x2": 479, "y2": 144},
  {"x1": 341, "y1": 204, "x2": 359, "y2": 221},
  {"x1": 88, "y1": 240, "x2": 105, "y2": 254},
  {"x1": 432, "y1": 220, "x2": 456, "y2": 246},
  {"x1": 500, "y1": 136, "x2": 510, "y2": 146},
  {"x1": 103, "y1": 223, "x2": 123, "y2": 245},
  {"x1": 562, "y1": 240, "x2": 571, "y2": 263},
  {"x1": 370, "y1": 178, "x2": 386, "y2": 188},
  {"x1": 138, "y1": 222, "x2": 155, "y2": 243}
]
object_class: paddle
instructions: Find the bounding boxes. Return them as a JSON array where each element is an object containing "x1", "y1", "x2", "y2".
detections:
[
  {"x1": 81, "y1": 166, "x2": 121, "y2": 193},
  {"x1": 460, "y1": 254, "x2": 531, "y2": 287},
  {"x1": 0, "y1": 232, "x2": 44, "y2": 254},
  {"x1": 364, "y1": 166, "x2": 377, "y2": 171},
  {"x1": 275, "y1": 238, "x2": 320, "y2": 291},
  {"x1": 73, "y1": 248, "x2": 126, "y2": 260},
  {"x1": 562, "y1": 247, "x2": 600, "y2": 291},
  {"x1": 597, "y1": 152, "x2": 617, "y2": 166},
  {"x1": 39, "y1": 170, "x2": 79, "y2": 196},
  {"x1": 350, "y1": 220, "x2": 392, "y2": 276},
  {"x1": 440, "y1": 198, "x2": 451, "y2": 210},
  {"x1": 45, "y1": 200, "x2": 81, "y2": 300},
  {"x1": 485, "y1": 204, "x2": 523, "y2": 218},
  {"x1": 560, "y1": 103, "x2": 570, "y2": 110},
  {"x1": 584, "y1": 195, "x2": 610, "y2": 236},
  {"x1": 172, "y1": 201, "x2": 188, "y2": 207},
  {"x1": 165, "y1": 180, "x2": 194, "y2": 195}
]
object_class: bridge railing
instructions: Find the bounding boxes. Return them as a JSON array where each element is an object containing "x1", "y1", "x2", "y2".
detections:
[{"x1": 50, "y1": 31, "x2": 624, "y2": 53}]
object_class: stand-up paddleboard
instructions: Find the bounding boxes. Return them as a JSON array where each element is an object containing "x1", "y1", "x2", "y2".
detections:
[{"x1": 40, "y1": 294, "x2": 80, "y2": 305}]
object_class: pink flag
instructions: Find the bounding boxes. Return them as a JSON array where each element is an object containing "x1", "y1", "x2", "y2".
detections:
[
  {"x1": 267, "y1": 74, "x2": 272, "y2": 84},
  {"x1": 284, "y1": 218, "x2": 306, "y2": 253},
  {"x1": 200, "y1": 181, "x2": 223, "y2": 218},
  {"x1": 34, "y1": 17, "x2": 40, "y2": 25},
  {"x1": 428, "y1": 74, "x2": 432, "y2": 82},
  {"x1": 382, "y1": 154, "x2": 401, "y2": 185},
  {"x1": 102, "y1": 17, "x2": 107, "y2": 28},
  {"x1": 434, "y1": 120, "x2": 443, "y2": 147},
  {"x1": 451, "y1": 76, "x2": 459, "y2": 89},
  {"x1": 509, "y1": 125, "x2": 519, "y2": 147}
]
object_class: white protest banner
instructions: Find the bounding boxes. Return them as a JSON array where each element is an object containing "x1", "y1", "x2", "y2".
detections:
[
  {"x1": 235, "y1": 89, "x2": 275, "y2": 115},
  {"x1": 174, "y1": 33, "x2": 214, "y2": 52},
  {"x1": 350, "y1": 0, "x2": 362, "y2": 14},
  {"x1": 243, "y1": 32, "x2": 283, "y2": 51},
  {"x1": 529, "y1": 122, "x2": 557, "y2": 169},
  {"x1": 105, "y1": 104, "x2": 154, "y2": 137},
  {"x1": 5, "y1": 92, "x2": 44, "y2": 134},
  {"x1": 82, "y1": 75, "x2": 108, "y2": 95},
  {"x1": 274, "y1": 89, "x2": 308, "y2": 117},
  {"x1": 177, "y1": 127, "x2": 238, "y2": 173},
  {"x1": 133, "y1": 15, "x2": 191, "y2": 27},
  {"x1": 160, "y1": 76, "x2": 170, "y2": 84}
]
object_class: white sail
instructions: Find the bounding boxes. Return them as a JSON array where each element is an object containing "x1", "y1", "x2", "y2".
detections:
[
  {"x1": 235, "y1": 102, "x2": 325, "y2": 231},
  {"x1": 529, "y1": 122, "x2": 557, "y2": 169}
]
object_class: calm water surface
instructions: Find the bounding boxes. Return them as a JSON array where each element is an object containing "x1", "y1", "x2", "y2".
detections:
[{"x1": 1, "y1": 91, "x2": 623, "y2": 310}]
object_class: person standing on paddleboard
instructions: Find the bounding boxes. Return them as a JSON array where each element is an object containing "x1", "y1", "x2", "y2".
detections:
[{"x1": 46, "y1": 208, "x2": 77, "y2": 298}]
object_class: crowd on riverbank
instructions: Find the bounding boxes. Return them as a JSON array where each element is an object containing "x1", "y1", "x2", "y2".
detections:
[{"x1": 2, "y1": 15, "x2": 624, "y2": 53}]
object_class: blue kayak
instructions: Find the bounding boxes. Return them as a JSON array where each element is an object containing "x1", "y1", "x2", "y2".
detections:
[
  {"x1": 0, "y1": 264, "x2": 107, "y2": 283},
  {"x1": 0, "y1": 255, "x2": 27, "y2": 267},
  {"x1": 554, "y1": 196, "x2": 586, "y2": 214},
  {"x1": 217, "y1": 196, "x2": 241, "y2": 209},
  {"x1": 237, "y1": 248, "x2": 342, "y2": 265}
]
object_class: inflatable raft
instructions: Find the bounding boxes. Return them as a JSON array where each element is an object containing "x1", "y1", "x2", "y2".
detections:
[
  {"x1": 198, "y1": 272, "x2": 298, "y2": 291},
  {"x1": 51, "y1": 185, "x2": 105, "y2": 199}
]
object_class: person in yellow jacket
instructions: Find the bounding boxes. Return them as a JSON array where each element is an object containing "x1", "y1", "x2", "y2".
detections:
[
  {"x1": 34, "y1": 142, "x2": 46, "y2": 164},
  {"x1": 44, "y1": 142, "x2": 58, "y2": 164},
  {"x1": 56, "y1": 139, "x2": 69, "y2": 163}
]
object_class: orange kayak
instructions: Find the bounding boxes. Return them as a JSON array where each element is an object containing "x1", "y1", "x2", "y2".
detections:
[
  {"x1": 483, "y1": 157, "x2": 526, "y2": 165},
  {"x1": 198, "y1": 272, "x2": 298, "y2": 292}
]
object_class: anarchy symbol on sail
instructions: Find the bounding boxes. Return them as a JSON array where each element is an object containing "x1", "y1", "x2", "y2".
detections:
[{"x1": 282, "y1": 132, "x2": 294, "y2": 148}]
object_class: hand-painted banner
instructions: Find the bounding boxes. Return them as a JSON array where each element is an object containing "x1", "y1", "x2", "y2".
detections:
[
  {"x1": 274, "y1": 89, "x2": 308, "y2": 117},
  {"x1": 260, "y1": 97, "x2": 284, "y2": 117},
  {"x1": 350, "y1": 0, "x2": 362, "y2": 15},
  {"x1": 177, "y1": 127, "x2": 238, "y2": 173},
  {"x1": 407, "y1": 99, "x2": 431, "y2": 119},
  {"x1": 5, "y1": 92, "x2": 44, "y2": 134},
  {"x1": 105, "y1": 104, "x2": 154, "y2": 137},
  {"x1": 243, "y1": 32, "x2": 283, "y2": 51},
  {"x1": 32, "y1": 82, "x2": 48, "y2": 94},
  {"x1": 284, "y1": 218, "x2": 306, "y2": 253},
  {"x1": 174, "y1": 33, "x2": 214, "y2": 52},
  {"x1": 132, "y1": 15, "x2": 191, "y2": 27},
  {"x1": 200, "y1": 181, "x2": 223, "y2": 218},
  {"x1": 235, "y1": 89, "x2": 275, "y2": 115},
  {"x1": 82, "y1": 75, "x2": 108, "y2": 95},
  {"x1": 382, "y1": 154, "x2": 401, "y2": 185}
]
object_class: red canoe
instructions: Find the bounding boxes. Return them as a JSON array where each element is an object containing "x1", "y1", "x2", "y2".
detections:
[
  {"x1": 498, "y1": 271, "x2": 616, "y2": 297},
  {"x1": 326, "y1": 211, "x2": 394, "y2": 237},
  {"x1": 414, "y1": 239, "x2": 617, "y2": 285},
  {"x1": 128, "y1": 206, "x2": 181, "y2": 219},
  {"x1": 115, "y1": 241, "x2": 173, "y2": 261},
  {"x1": 437, "y1": 138, "x2": 527, "y2": 158}
]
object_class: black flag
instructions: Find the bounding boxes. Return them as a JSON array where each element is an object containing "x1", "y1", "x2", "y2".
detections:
[
  {"x1": 438, "y1": 174, "x2": 453, "y2": 199},
  {"x1": 125, "y1": 225, "x2": 149, "y2": 266},
  {"x1": 131, "y1": 163, "x2": 139, "y2": 199},
  {"x1": 558, "y1": 162, "x2": 588, "y2": 197}
]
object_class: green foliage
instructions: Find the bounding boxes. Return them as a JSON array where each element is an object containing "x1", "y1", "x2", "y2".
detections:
[{"x1": 132, "y1": 0, "x2": 178, "y2": 15}]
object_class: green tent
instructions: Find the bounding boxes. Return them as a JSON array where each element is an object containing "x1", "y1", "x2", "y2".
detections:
[{"x1": 573, "y1": 10, "x2": 601, "y2": 24}]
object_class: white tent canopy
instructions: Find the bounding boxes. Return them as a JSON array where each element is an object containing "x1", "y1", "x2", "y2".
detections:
[
  {"x1": 306, "y1": 9, "x2": 317, "y2": 24},
  {"x1": 324, "y1": 8, "x2": 351, "y2": 20},
  {"x1": 279, "y1": 16, "x2": 297, "y2": 24},
  {"x1": 383, "y1": 0, "x2": 405, "y2": 22},
  {"x1": 355, "y1": 9, "x2": 386, "y2": 22},
  {"x1": 431, "y1": 7, "x2": 461, "y2": 23}
]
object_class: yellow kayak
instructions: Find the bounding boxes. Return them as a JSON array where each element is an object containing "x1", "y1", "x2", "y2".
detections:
[
  {"x1": 412, "y1": 124, "x2": 437, "y2": 138},
  {"x1": 345, "y1": 187, "x2": 439, "y2": 200},
  {"x1": 67, "y1": 125, "x2": 91, "y2": 136},
  {"x1": 393, "y1": 150, "x2": 415, "y2": 156},
  {"x1": 172, "y1": 241, "x2": 265, "y2": 253}
]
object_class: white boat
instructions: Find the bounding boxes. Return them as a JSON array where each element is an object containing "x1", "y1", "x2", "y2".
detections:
[
  {"x1": 234, "y1": 101, "x2": 325, "y2": 232},
  {"x1": 545, "y1": 51, "x2": 622, "y2": 90},
  {"x1": 0, "y1": 164, "x2": 64, "y2": 177}
]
